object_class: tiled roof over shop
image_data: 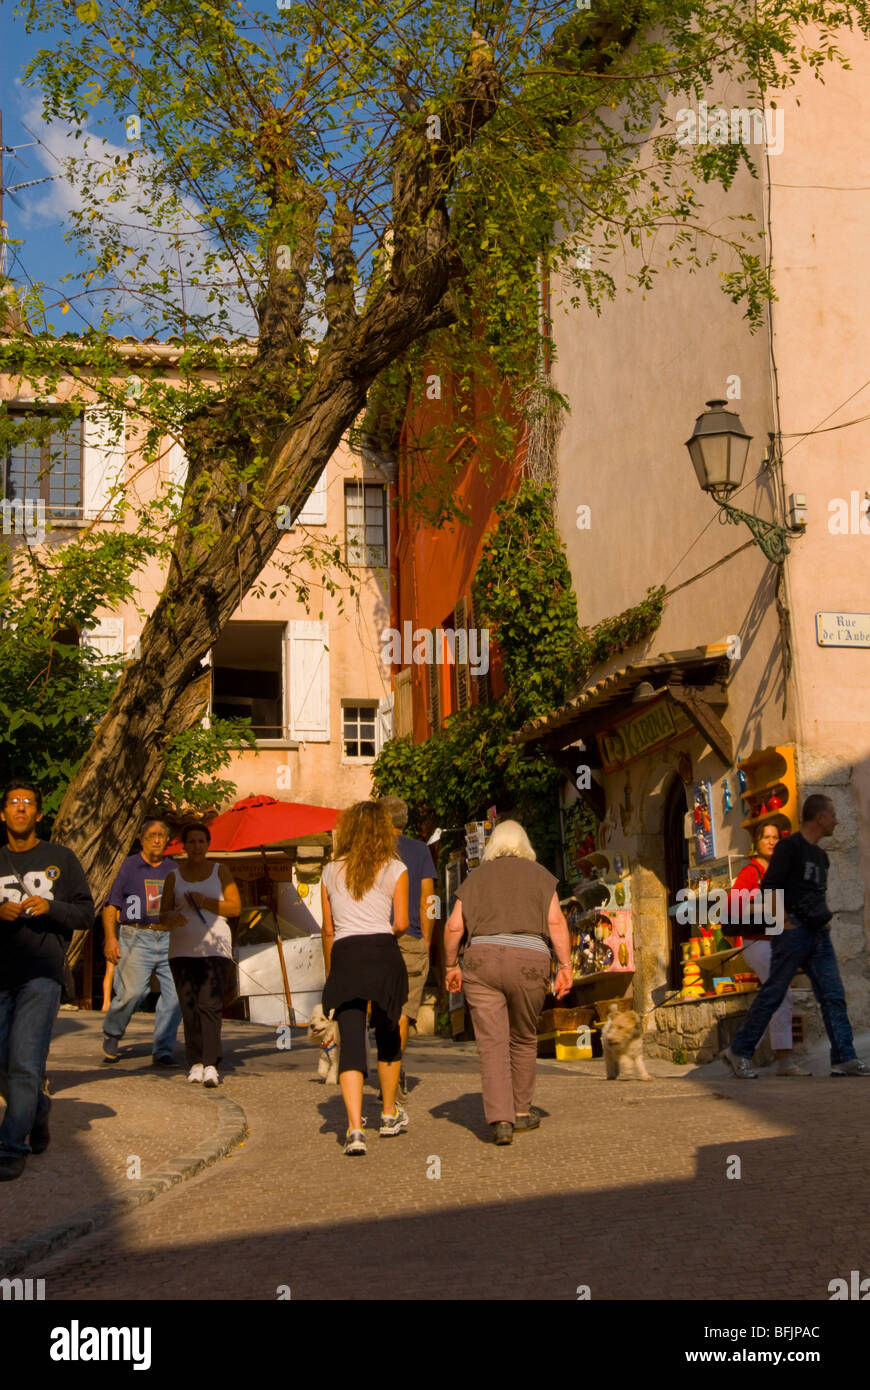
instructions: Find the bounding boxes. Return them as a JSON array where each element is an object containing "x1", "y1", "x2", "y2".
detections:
[{"x1": 514, "y1": 645, "x2": 731, "y2": 747}]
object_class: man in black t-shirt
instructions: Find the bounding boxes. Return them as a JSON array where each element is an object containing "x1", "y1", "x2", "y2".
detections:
[
  {"x1": 723, "y1": 794, "x2": 870, "y2": 1079},
  {"x1": 0, "y1": 782, "x2": 94, "y2": 1179}
]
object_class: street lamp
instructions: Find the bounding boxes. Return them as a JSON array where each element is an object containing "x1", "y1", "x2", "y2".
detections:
[{"x1": 685, "y1": 400, "x2": 796, "y2": 564}]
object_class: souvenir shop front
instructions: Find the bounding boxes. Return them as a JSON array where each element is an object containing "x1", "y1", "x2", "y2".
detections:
[{"x1": 516, "y1": 645, "x2": 807, "y2": 1063}]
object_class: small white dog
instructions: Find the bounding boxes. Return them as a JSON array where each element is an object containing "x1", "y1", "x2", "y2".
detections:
[
  {"x1": 308, "y1": 1004, "x2": 340, "y2": 1083},
  {"x1": 602, "y1": 1004, "x2": 652, "y2": 1082}
]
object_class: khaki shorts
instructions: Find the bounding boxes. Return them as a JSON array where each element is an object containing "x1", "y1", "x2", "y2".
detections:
[{"x1": 398, "y1": 934, "x2": 431, "y2": 1021}]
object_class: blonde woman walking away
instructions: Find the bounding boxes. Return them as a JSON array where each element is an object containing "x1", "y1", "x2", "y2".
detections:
[
  {"x1": 321, "y1": 801, "x2": 409, "y2": 1155},
  {"x1": 443, "y1": 820, "x2": 573, "y2": 1145}
]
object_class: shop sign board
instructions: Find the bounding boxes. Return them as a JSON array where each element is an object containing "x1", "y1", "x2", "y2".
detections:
[
  {"x1": 597, "y1": 695, "x2": 691, "y2": 771},
  {"x1": 815, "y1": 612, "x2": 870, "y2": 648}
]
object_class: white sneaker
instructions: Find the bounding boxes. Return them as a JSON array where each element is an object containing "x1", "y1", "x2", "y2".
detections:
[
  {"x1": 187, "y1": 1064, "x2": 204, "y2": 1084},
  {"x1": 202, "y1": 1066, "x2": 220, "y2": 1088}
]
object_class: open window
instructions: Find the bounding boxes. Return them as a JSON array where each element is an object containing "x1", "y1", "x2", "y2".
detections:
[{"x1": 211, "y1": 622, "x2": 285, "y2": 740}]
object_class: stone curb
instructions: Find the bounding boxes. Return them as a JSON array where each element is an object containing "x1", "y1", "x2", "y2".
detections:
[{"x1": 0, "y1": 1090, "x2": 248, "y2": 1277}]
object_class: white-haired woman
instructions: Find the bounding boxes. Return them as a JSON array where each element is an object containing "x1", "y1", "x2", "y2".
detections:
[{"x1": 442, "y1": 820, "x2": 573, "y2": 1145}]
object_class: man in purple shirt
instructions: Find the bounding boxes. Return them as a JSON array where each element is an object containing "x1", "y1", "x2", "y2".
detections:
[{"x1": 101, "y1": 819, "x2": 181, "y2": 1066}]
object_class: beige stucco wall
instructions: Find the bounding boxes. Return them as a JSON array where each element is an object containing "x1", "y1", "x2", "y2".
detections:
[
  {"x1": 552, "y1": 35, "x2": 870, "y2": 1031},
  {"x1": 766, "y1": 33, "x2": 870, "y2": 1021}
]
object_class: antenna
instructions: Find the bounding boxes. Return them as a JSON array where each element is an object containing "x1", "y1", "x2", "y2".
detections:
[{"x1": 1, "y1": 108, "x2": 57, "y2": 278}]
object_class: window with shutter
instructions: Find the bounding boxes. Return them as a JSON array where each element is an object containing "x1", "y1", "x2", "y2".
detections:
[
  {"x1": 83, "y1": 409, "x2": 125, "y2": 520},
  {"x1": 168, "y1": 440, "x2": 188, "y2": 493},
  {"x1": 345, "y1": 481, "x2": 387, "y2": 566},
  {"x1": 377, "y1": 694, "x2": 394, "y2": 749},
  {"x1": 4, "y1": 410, "x2": 83, "y2": 520},
  {"x1": 427, "y1": 632, "x2": 441, "y2": 731},
  {"x1": 467, "y1": 591, "x2": 491, "y2": 706},
  {"x1": 82, "y1": 617, "x2": 125, "y2": 661},
  {"x1": 296, "y1": 467, "x2": 327, "y2": 525},
  {"x1": 453, "y1": 596, "x2": 471, "y2": 711},
  {"x1": 394, "y1": 668, "x2": 413, "y2": 738},
  {"x1": 287, "y1": 620, "x2": 330, "y2": 742}
]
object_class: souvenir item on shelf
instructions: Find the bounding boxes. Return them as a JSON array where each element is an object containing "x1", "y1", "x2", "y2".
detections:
[
  {"x1": 689, "y1": 938, "x2": 701, "y2": 958},
  {"x1": 680, "y1": 959, "x2": 705, "y2": 998},
  {"x1": 691, "y1": 780, "x2": 717, "y2": 861},
  {"x1": 766, "y1": 790, "x2": 783, "y2": 811},
  {"x1": 723, "y1": 779, "x2": 733, "y2": 813}
]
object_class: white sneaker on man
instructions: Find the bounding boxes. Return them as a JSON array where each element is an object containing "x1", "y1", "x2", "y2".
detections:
[
  {"x1": 202, "y1": 1066, "x2": 220, "y2": 1087},
  {"x1": 187, "y1": 1064, "x2": 204, "y2": 1084}
]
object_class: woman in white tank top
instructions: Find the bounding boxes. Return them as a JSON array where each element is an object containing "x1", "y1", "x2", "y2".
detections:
[{"x1": 158, "y1": 822, "x2": 241, "y2": 1087}]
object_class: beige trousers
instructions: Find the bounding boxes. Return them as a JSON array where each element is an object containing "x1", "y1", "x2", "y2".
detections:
[{"x1": 462, "y1": 942, "x2": 550, "y2": 1125}]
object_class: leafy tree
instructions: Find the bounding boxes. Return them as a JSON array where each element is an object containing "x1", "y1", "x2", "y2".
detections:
[{"x1": 2, "y1": 0, "x2": 868, "y2": 936}]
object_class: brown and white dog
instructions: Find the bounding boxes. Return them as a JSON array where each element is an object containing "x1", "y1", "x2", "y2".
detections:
[
  {"x1": 602, "y1": 1004, "x2": 652, "y2": 1082},
  {"x1": 308, "y1": 1005, "x2": 340, "y2": 1084}
]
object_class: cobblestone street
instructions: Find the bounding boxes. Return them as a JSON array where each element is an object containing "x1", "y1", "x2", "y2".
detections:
[{"x1": 3, "y1": 1011, "x2": 869, "y2": 1301}]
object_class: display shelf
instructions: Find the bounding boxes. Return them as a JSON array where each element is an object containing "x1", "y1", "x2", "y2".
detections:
[
  {"x1": 696, "y1": 948, "x2": 746, "y2": 974},
  {"x1": 737, "y1": 745, "x2": 798, "y2": 834}
]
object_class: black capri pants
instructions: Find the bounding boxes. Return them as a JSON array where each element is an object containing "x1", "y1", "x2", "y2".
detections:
[{"x1": 335, "y1": 999, "x2": 401, "y2": 1076}]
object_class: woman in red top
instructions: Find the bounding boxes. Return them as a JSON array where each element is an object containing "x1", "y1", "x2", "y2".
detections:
[{"x1": 727, "y1": 821, "x2": 808, "y2": 1077}]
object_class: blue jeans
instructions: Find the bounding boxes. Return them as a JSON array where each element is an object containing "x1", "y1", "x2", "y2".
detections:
[
  {"x1": 104, "y1": 926, "x2": 182, "y2": 1059},
  {"x1": 0, "y1": 976, "x2": 62, "y2": 1158},
  {"x1": 731, "y1": 919, "x2": 856, "y2": 1065}
]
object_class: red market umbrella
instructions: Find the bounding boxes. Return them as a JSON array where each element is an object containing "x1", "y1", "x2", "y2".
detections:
[{"x1": 167, "y1": 795, "x2": 340, "y2": 854}]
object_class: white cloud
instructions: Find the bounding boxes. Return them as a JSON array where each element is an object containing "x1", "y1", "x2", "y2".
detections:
[{"x1": 17, "y1": 90, "x2": 258, "y2": 336}]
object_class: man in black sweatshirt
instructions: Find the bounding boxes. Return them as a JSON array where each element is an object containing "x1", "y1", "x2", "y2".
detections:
[
  {"x1": 723, "y1": 794, "x2": 870, "y2": 1079},
  {"x1": 0, "y1": 782, "x2": 94, "y2": 1180}
]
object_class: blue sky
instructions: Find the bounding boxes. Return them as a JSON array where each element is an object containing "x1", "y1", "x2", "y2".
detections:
[
  {"x1": 1, "y1": 16, "x2": 83, "y2": 323},
  {"x1": 1, "y1": 12, "x2": 259, "y2": 339}
]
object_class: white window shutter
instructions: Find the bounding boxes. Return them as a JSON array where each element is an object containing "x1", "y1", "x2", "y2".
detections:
[
  {"x1": 296, "y1": 467, "x2": 327, "y2": 525},
  {"x1": 82, "y1": 617, "x2": 125, "y2": 660},
  {"x1": 377, "y1": 694, "x2": 394, "y2": 751},
  {"x1": 169, "y1": 440, "x2": 188, "y2": 492},
  {"x1": 82, "y1": 409, "x2": 125, "y2": 519},
  {"x1": 286, "y1": 620, "x2": 330, "y2": 742}
]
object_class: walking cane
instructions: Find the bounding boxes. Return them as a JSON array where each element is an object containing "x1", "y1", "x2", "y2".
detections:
[{"x1": 260, "y1": 844, "x2": 295, "y2": 1025}]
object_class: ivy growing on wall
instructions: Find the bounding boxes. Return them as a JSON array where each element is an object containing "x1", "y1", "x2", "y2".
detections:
[{"x1": 373, "y1": 481, "x2": 665, "y2": 866}]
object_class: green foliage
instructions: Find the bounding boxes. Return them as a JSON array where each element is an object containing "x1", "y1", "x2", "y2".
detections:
[
  {"x1": 374, "y1": 480, "x2": 666, "y2": 866},
  {"x1": 473, "y1": 481, "x2": 583, "y2": 720},
  {"x1": 0, "y1": 626, "x2": 122, "y2": 825},
  {"x1": 152, "y1": 718, "x2": 258, "y2": 817}
]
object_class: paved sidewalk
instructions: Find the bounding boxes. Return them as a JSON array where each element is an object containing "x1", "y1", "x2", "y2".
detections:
[
  {"x1": 8, "y1": 1011, "x2": 870, "y2": 1300},
  {"x1": 0, "y1": 1011, "x2": 245, "y2": 1266}
]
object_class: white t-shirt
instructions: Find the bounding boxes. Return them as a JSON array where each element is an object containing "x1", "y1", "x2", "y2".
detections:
[
  {"x1": 166, "y1": 864, "x2": 233, "y2": 960},
  {"x1": 322, "y1": 858, "x2": 407, "y2": 941}
]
